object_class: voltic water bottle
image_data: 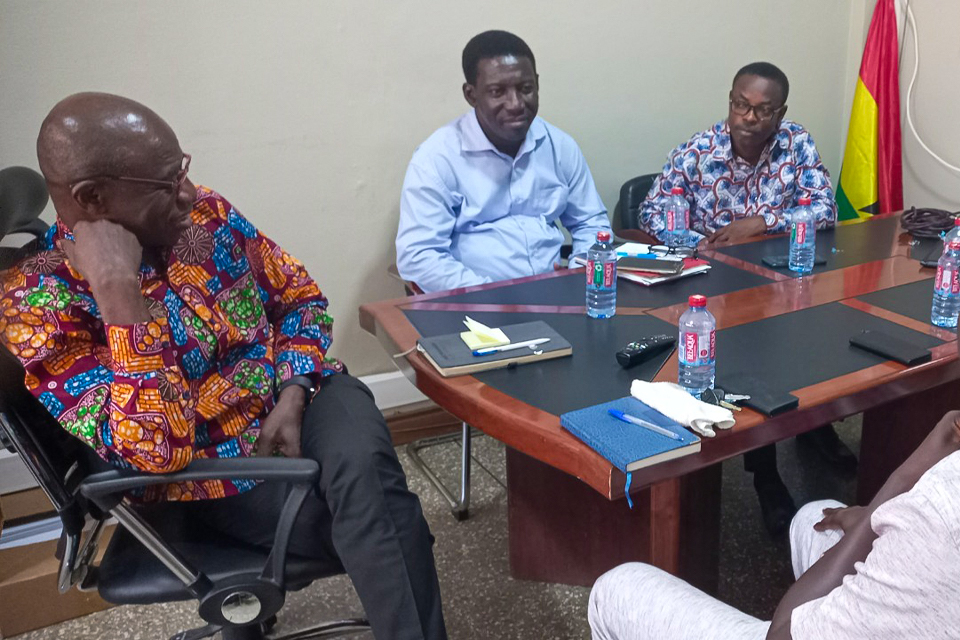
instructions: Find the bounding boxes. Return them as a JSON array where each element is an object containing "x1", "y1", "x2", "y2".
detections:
[
  {"x1": 931, "y1": 238, "x2": 960, "y2": 327},
  {"x1": 788, "y1": 197, "x2": 816, "y2": 274},
  {"x1": 940, "y1": 217, "x2": 960, "y2": 252},
  {"x1": 664, "y1": 187, "x2": 690, "y2": 247},
  {"x1": 678, "y1": 294, "x2": 716, "y2": 398},
  {"x1": 586, "y1": 231, "x2": 617, "y2": 319}
]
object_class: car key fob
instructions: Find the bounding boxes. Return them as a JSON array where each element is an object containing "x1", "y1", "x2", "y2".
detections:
[{"x1": 616, "y1": 335, "x2": 676, "y2": 369}]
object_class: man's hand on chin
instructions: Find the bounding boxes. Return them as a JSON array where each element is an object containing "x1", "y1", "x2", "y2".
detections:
[
  {"x1": 703, "y1": 216, "x2": 767, "y2": 245},
  {"x1": 60, "y1": 219, "x2": 144, "y2": 287},
  {"x1": 60, "y1": 219, "x2": 152, "y2": 325},
  {"x1": 256, "y1": 385, "x2": 308, "y2": 459}
]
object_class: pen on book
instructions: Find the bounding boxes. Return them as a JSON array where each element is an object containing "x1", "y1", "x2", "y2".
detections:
[
  {"x1": 607, "y1": 409, "x2": 683, "y2": 441},
  {"x1": 472, "y1": 338, "x2": 550, "y2": 356}
]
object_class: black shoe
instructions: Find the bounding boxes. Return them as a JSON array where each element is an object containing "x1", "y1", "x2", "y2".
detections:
[
  {"x1": 797, "y1": 425, "x2": 858, "y2": 472},
  {"x1": 754, "y1": 475, "x2": 797, "y2": 537}
]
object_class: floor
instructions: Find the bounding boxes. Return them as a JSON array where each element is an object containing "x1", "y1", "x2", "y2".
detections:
[{"x1": 14, "y1": 417, "x2": 860, "y2": 640}]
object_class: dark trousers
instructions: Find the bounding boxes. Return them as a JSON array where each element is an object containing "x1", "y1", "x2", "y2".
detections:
[
  {"x1": 743, "y1": 443, "x2": 778, "y2": 480},
  {"x1": 186, "y1": 374, "x2": 447, "y2": 640}
]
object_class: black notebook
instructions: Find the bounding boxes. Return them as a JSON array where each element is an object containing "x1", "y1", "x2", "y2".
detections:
[{"x1": 417, "y1": 320, "x2": 572, "y2": 377}]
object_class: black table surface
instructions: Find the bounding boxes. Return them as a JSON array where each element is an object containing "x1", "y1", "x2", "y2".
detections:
[
  {"x1": 404, "y1": 309, "x2": 677, "y2": 416},
  {"x1": 717, "y1": 216, "x2": 920, "y2": 277},
  {"x1": 430, "y1": 260, "x2": 773, "y2": 308},
  {"x1": 399, "y1": 215, "x2": 950, "y2": 417},
  {"x1": 404, "y1": 302, "x2": 945, "y2": 417},
  {"x1": 715, "y1": 302, "x2": 945, "y2": 398},
  {"x1": 856, "y1": 277, "x2": 954, "y2": 331}
]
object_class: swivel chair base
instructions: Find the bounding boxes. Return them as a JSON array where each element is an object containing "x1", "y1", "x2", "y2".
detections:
[{"x1": 173, "y1": 615, "x2": 370, "y2": 640}]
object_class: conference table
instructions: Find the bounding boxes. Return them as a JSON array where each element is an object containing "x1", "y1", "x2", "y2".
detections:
[{"x1": 359, "y1": 213, "x2": 960, "y2": 592}]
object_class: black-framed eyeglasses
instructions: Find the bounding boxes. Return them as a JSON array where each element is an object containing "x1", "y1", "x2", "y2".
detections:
[
  {"x1": 650, "y1": 244, "x2": 698, "y2": 259},
  {"x1": 66, "y1": 153, "x2": 191, "y2": 191},
  {"x1": 729, "y1": 98, "x2": 783, "y2": 122}
]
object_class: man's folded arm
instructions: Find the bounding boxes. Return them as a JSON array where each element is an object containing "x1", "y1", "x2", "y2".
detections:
[
  {"x1": 5, "y1": 304, "x2": 198, "y2": 474},
  {"x1": 396, "y1": 161, "x2": 492, "y2": 293}
]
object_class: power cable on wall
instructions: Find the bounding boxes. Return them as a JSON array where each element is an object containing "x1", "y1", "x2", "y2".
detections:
[{"x1": 902, "y1": 0, "x2": 960, "y2": 174}]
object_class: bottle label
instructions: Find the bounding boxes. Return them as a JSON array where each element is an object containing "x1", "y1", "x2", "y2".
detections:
[
  {"x1": 791, "y1": 221, "x2": 811, "y2": 245},
  {"x1": 680, "y1": 329, "x2": 716, "y2": 365},
  {"x1": 665, "y1": 209, "x2": 688, "y2": 232},
  {"x1": 587, "y1": 259, "x2": 616, "y2": 287},
  {"x1": 935, "y1": 266, "x2": 960, "y2": 295}
]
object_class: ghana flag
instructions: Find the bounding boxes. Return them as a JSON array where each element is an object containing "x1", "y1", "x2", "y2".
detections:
[{"x1": 836, "y1": 0, "x2": 903, "y2": 221}]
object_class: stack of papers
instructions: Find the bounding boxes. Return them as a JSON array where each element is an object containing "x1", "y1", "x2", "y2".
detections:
[
  {"x1": 619, "y1": 258, "x2": 711, "y2": 286},
  {"x1": 573, "y1": 243, "x2": 712, "y2": 286}
]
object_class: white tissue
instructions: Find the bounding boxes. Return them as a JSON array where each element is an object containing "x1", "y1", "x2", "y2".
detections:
[{"x1": 630, "y1": 380, "x2": 735, "y2": 438}]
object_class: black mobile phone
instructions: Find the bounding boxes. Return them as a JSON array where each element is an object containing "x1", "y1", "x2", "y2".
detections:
[
  {"x1": 761, "y1": 254, "x2": 827, "y2": 269},
  {"x1": 849, "y1": 329, "x2": 932, "y2": 366},
  {"x1": 618, "y1": 257, "x2": 683, "y2": 275}
]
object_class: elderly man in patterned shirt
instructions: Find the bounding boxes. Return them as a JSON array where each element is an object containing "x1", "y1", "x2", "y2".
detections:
[
  {"x1": 639, "y1": 63, "x2": 853, "y2": 537},
  {"x1": 0, "y1": 93, "x2": 447, "y2": 639}
]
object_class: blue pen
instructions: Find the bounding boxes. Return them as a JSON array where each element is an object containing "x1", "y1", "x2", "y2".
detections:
[{"x1": 607, "y1": 409, "x2": 683, "y2": 441}]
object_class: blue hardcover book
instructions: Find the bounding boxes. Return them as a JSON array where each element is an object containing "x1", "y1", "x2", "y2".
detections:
[{"x1": 561, "y1": 396, "x2": 701, "y2": 473}]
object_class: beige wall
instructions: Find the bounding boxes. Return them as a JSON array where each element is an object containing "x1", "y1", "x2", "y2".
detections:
[
  {"x1": 898, "y1": 0, "x2": 960, "y2": 210},
  {"x1": 0, "y1": 0, "x2": 864, "y2": 375}
]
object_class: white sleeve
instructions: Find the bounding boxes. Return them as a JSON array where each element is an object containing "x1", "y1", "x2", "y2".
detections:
[{"x1": 790, "y1": 492, "x2": 960, "y2": 640}]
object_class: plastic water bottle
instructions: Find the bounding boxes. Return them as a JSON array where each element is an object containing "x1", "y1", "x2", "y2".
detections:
[
  {"x1": 678, "y1": 294, "x2": 716, "y2": 397},
  {"x1": 931, "y1": 239, "x2": 960, "y2": 327},
  {"x1": 788, "y1": 197, "x2": 816, "y2": 274},
  {"x1": 586, "y1": 231, "x2": 617, "y2": 318},
  {"x1": 664, "y1": 187, "x2": 690, "y2": 247},
  {"x1": 940, "y1": 217, "x2": 960, "y2": 252}
]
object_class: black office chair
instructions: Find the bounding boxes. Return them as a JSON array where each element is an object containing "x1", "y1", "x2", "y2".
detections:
[
  {"x1": 0, "y1": 166, "x2": 52, "y2": 264},
  {"x1": 612, "y1": 173, "x2": 658, "y2": 238},
  {"x1": 0, "y1": 346, "x2": 371, "y2": 640}
]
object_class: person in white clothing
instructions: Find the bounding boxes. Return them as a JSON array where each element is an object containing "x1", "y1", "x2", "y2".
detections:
[{"x1": 589, "y1": 407, "x2": 960, "y2": 640}]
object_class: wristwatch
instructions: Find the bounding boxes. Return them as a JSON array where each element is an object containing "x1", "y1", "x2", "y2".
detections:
[{"x1": 277, "y1": 375, "x2": 316, "y2": 401}]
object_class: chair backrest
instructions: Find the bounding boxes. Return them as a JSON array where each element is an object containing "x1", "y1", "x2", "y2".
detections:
[
  {"x1": 0, "y1": 166, "x2": 51, "y2": 270},
  {"x1": 0, "y1": 166, "x2": 50, "y2": 238},
  {"x1": 0, "y1": 347, "x2": 98, "y2": 536},
  {"x1": 613, "y1": 173, "x2": 658, "y2": 232}
]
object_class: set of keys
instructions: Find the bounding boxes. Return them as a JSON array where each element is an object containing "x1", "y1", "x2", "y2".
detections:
[{"x1": 701, "y1": 388, "x2": 751, "y2": 412}]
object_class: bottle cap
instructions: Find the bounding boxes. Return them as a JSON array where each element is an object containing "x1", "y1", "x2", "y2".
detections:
[
  {"x1": 953, "y1": 217, "x2": 960, "y2": 227},
  {"x1": 597, "y1": 231, "x2": 611, "y2": 242},
  {"x1": 688, "y1": 294, "x2": 707, "y2": 307},
  {"x1": 797, "y1": 197, "x2": 812, "y2": 206},
  {"x1": 671, "y1": 187, "x2": 684, "y2": 195}
]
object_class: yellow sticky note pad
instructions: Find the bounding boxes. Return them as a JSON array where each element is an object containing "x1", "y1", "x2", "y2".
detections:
[{"x1": 460, "y1": 316, "x2": 510, "y2": 349}]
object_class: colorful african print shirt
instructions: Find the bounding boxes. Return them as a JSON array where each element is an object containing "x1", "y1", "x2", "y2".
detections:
[
  {"x1": 639, "y1": 119, "x2": 837, "y2": 239},
  {"x1": 0, "y1": 186, "x2": 343, "y2": 502}
]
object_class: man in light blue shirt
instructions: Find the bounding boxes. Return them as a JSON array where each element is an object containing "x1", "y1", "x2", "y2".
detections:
[{"x1": 396, "y1": 30, "x2": 610, "y2": 293}]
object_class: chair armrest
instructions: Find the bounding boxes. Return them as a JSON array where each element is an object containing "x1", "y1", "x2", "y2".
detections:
[{"x1": 79, "y1": 457, "x2": 319, "y2": 500}]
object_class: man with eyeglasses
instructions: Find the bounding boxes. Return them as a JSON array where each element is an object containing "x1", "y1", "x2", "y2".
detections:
[
  {"x1": 639, "y1": 63, "x2": 850, "y2": 537},
  {"x1": 0, "y1": 92, "x2": 447, "y2": 639},
  {"x1": 639, "y1": 62, "x2": 836, "y2": 245}
]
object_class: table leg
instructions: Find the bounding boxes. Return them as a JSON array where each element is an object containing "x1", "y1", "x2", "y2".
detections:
[
  {"x1": 506, "y1": 448, "x2": 721, "y2": 592},
  {"x1": 858, "y1": 378, "x2": 960, "y2": 504}
]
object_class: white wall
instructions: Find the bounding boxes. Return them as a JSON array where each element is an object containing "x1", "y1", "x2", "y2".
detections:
[
  {"x1": 0, "y1": 0, "x2": 863, "y2": 375},
  {"x1": 898, "y1": 0, "x2": 960, "y2": 210}
]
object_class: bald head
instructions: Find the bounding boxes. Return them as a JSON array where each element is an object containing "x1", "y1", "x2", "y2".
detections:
[
  {"x1": 37, "y1": 92, "x2": 180, "y2": 185},
  {"x1": 36, "y1": 93, "x2": 195, "y2": 248}
]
